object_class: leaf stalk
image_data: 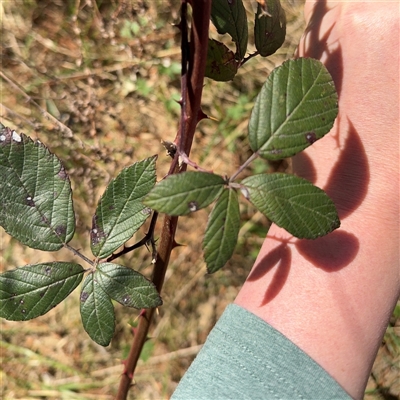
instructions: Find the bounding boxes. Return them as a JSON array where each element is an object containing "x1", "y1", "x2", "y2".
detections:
[{"x1": 229, "y1": 151, "x2": 259, "y2": 182}]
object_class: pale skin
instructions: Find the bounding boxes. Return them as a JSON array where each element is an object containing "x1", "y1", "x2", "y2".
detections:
[{"x1": 235, "y1": 1, "x2": 399, "y2": 399}]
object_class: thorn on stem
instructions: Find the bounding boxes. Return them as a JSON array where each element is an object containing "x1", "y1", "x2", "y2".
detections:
[
  {"x1": 197, "y1": 109, "x2": 208, "y2": 122},
  {"x1": 139, "y1": 309, "x2": 147, "y2": 318},
  {"x1": 172, "y1": 240, "x2": 184, "y2": 249},
  {"x1": 173, "y1": 21, "x2": 183, "y2": 31}
]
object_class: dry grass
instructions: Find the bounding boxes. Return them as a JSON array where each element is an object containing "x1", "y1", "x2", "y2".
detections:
[{"x1": 1, "y1": 1, "x2": 399, "y2": 399}]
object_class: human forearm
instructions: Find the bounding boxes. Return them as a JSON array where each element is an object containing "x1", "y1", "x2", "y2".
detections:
[{"x1": 235, "y1": 2, "x2": 399, "y2": 398}]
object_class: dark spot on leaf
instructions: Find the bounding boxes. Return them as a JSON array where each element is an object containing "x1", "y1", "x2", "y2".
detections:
[
  {"x1": 122, "y1": 295, "x2": 131, "y2": 305},
  {"x1": 228, "y1": 0, "x2": 234, "y2": 4},
  {"x1": 20, "y1": 299, "x2": 24, "y2": 304},
  {"x1": 40, "y1": 291, "x2": 45, "y2": 297},
  {"x1": 90, "y1": 215, "x2": 107, "y2": 246},
  {"x1": 54, "y1": 192, "x2": 58, "y2": 198},
  {"x1": 0, "y1": 126, "x2": 23, "y2": 145},
  {"x1": 21, "y1": 309, "x2": 26, "y2": 314},
  {"x1": 26, "y1": 196, "x2": 35, "y2": 207},
  {"x1": 58, "y1": 166, "x2": 68, "y2": 180},
  {"x1": 80, "y1": 292, "x2": 89, "y2": 302},
  {"x1": 11, "y1": 293, "x2": 17, "y2": 297},
  {"x1": 142, "y1": 207, "x2": 151, "y2": 215},
  {"x1": 211, "y1": 60, "x2": 220, "y2": 75},
  {"x1": 41, "y1": 215, "x2": 50, "y2": 224},
  {"x1": 188, "y1": 201, "x2": 199, "y2": 212},
  {"x1": 109, "y1": 204, "x2": 115, "y2": 210},
  {"x1": 55, "y1": 225, "x2": 66, "y2": 236},
  {"x1": 0, "y1": 126, "x2": 9, "y2": 143},
  {"x1": 266, "y1": 31, "x2": 274, "y2": 39},
  {"x1": 44, "y1": 266, "x2": 52, "y2": 275},
  {"x1": 305, "y1": 132, "x2": 317, "y2": 144},
  {"x1": 12, "y1": 130, "x2": 22, "y2": 143},
  {"x1": 270, "y1": 149, "x2": 282, "y2": 155},
  {"x1": 90, "y1": 228, "x2": 104, "y2": 245}
]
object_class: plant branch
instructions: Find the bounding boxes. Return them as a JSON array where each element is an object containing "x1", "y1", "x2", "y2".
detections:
[
  {"x1": 105, "y1": 211, "x2": 159, "y2": 263},
  {"x1": 116, "y1": 2, "x2": 211, "y2": 399},
  {"x1": 63, "y1": 243, "x2": 94, "y2": 267},
  {"x1": 241, "y1": 51, "x2": 260, "y2": 66},
  {"x1": 178, "y1": 151, "x2": 213, "y2": 173},
  {"x1": 229, "y1": 151, "x2": 259, "y2": 182}
]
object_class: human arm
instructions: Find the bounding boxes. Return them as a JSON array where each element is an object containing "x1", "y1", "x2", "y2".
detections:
[{"x1": 235, "y1": 2, "x2": 400, "y2": 399}]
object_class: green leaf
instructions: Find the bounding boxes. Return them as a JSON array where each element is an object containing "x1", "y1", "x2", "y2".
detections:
[
  {"x1": 96, "y1": 263, "x2": 162, "y2": 309},
  {"x1": 254, "y1": 0, "x2": 286, "y2": 57},
  {"x1": 203, "y1": 189, "x2": 240, "y2": 273},
  {"x1": 211, "y1": 0, "x2": 248, "y2": 60},
  {"x1": 144, "y1": 172, "x2": 226, "y2": 216},
  {"x1": 80, "y1": 272, "x2": 115, "y2": 347},
  {"x1": 91, "y1": 156, "x2": 157, "y2": 259},
  {"x1": 205, "y1": 39, "x2": 239, "y2": 82},
  {"x1": 0, "y1": 262, "x2": 84, "y2": 321},
  {"x1": 0, "y1": 126, "x2": 75, "y2": 251},
  {"x1": 241, "y1": 173, "x2": 340, "y2": 239},
  {"x1": 248, "y1": 58, "x2": 338, "y2": 160}
]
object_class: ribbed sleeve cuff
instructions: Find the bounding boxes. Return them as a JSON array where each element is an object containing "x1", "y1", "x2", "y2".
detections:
[{"x1": 172, "y1": 303, "x2": 351, "y2": 400}]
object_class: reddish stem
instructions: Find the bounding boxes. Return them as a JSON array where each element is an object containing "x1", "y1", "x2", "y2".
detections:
[{"x1": 115, "y1": 2, "x2": 211, "y2": 399}]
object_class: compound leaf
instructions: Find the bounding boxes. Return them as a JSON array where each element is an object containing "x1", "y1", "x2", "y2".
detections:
[
  {"x1": 255, "y1": 0, "x2": 286, "y2": 57},
  {"x1": 205, "y1": 39, "x2": 239, "y2": 82},
  {"x1": 241, "y1": 173, "x2": 340, "y2": 239},
  {"x1": 0, "y1": 125, "x2": 75, "y2": 251},
  {"x1": 144, "y1": 172, "x2": 226, "y2": 216},
  {"x1": 211, "y1": 0, "x2": 248, "y2": 60},
  {"x1": 80, "y1": 272, "x2": 115, "y2": 347},
  {"x1": 96, "y1": 263, "x2": 162, "y2": 309},
  {"x1": 0, "y1": 262, "x2": 84, "y2": 321},
  {"x1": 91, "y1": 156, "x2": 157, "y2": 259},
  {"x1": 203, "y1": 189, "x2": 240, "y2": 274},
  {"x1": 249, "y1": 58, "x2": 338, "y2": 160}
]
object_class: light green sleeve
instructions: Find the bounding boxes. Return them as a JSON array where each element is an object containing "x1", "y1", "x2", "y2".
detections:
[{"x1": 172, "y1": 304, "x2": 351, "y2": 400}]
